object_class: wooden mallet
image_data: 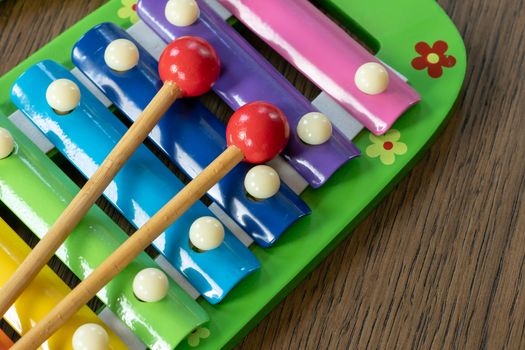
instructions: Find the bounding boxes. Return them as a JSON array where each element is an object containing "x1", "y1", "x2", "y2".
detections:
[
  {"x1": 0, "y1": 36, "x2": 221, "y2": 317},
  {"x1": 12, "y1": 101, "x2": 290, "y2": 349}
]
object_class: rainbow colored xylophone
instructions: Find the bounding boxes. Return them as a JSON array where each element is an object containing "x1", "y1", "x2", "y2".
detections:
[{"x1": 0, "y1": 0, "x2": 466, "y2": 349}]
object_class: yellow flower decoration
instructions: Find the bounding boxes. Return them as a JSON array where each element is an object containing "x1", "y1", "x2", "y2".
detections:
[
  {"x1": 117, "y1": 0, "x2": 139, "y2": 24},
  {"x1": 187, "y1": 327, "x2": 211, "y2": 347},
  {"x1": 365, "y1": 129, "x2": 407, "y2": 165}
]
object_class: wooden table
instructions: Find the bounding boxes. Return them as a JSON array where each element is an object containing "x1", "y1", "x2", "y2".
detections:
[{"x1": 1, "y1": 0, "x2": 524, "y2": 349}]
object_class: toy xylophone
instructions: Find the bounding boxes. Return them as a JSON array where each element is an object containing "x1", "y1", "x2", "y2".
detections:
[{"x1": 0, "y1": 0, "x2": 466, "y2": 348}]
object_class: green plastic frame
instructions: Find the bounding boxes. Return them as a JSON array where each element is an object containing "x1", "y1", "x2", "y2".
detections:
[{"x1": 0, "y1": 0, "x2": 466, "y2": 349}]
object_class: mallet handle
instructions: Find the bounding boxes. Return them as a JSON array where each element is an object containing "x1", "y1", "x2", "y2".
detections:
[
  {"x1": 0, "y1": 82, "x2": 181, "y2": 318},
  {"x1": 12, "y1": 145, "x2": 244, "y2": 349}
]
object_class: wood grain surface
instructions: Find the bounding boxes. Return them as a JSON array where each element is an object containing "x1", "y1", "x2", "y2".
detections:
[{"x1": 0, "y1": 0, "x2": 524, "y2": 349}]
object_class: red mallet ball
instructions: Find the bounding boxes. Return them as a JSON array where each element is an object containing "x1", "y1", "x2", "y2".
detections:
[
  {"x1": 226, "y1": 102, "x2": 290, "y2": 163},
  {"x1": 159, "y1": 36, "x2": 221, "y2": 97}
]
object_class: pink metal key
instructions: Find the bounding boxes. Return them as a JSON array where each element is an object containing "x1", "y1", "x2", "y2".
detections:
[{"x1": 218, "y1": 0, "x2": 421, "y2": 135}]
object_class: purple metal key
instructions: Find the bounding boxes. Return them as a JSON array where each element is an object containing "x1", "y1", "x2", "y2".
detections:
[{"x1": 137, "y1": 0, "x2": 360, "y2": 188}]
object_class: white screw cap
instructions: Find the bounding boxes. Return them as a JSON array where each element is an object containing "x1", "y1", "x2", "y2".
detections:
[
  {"x1": 165, "y1": 0, "x2": 200, "y2": 27},
  {"x1": 104, "y1": 38, "x2": 140, "y2": 72},
  {"x1": 244, "y1": 165, "x2": 280, "y2": 200},
  {"x1": 133, "y1": 268, "x2": 169, "y2": 302},
  {"x1": 355, "y1": 62, "x2": 389, "y2": 95},
  {"x1": 72, "y1": 323, "x2": 109, "y2": 350},
  {"x1": 46, "y1": 79, "x2": 80, "y2": 114},
  {"x1": 189, "y1": 216, "x2": 225, "y2": 251},
  {"x1": 0, "y1": 128, "x2": 14, "y2": 159}
]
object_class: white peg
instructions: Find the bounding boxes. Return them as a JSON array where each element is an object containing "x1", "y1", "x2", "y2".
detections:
[
  {"x1": 133, "y1": 268, "x2": 169, "y2": 302},
  {"x1": 189, "y1": 216, "x2": 225, "y2": 251},
  {"x1": 244, "y1": 165, "x2": 280, "y2": 200},
  {"x1": 104, "y1": 38, "x2": 140, "y2": 72},
  {"x1": 46, "y1": 79, "x2": 81, "y2": 114},
  {"x1": 72, "y1": 323, "x2": 109, "y2": 350},
  {"x1": 165, "y1": 0, "x2": 200, "y2": 27},
  {"x1": 0, "y1": 128, "x2": 14, "y2": 159},
  {"x1": 297, "y1": 112, "x2": 333, "y2": 145},
  {"x1": 355, "y1": 62, "x2": 389, "y2": 95}
]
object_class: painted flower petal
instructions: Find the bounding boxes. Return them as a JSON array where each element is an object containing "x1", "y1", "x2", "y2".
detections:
[
  {"x1": 188, "y1": 334, "x2": 200, "y2": 347},
  {"x1": 129, "y1": 12, "x2": 139, "y2": 24},
  {"x1": 117, "y1": 0, "x2": 138, "y2": 23},
  {"x1": 366, "y1": 144, "x2": 382, "y2": 158},
  {"x1": 117, "y1": 7, "x2": 131, "y2": 19},
  {"x1": 442, "y1": 55, "x2": 457, "y2": 68},
  {"x1": 368, "y1": 133, "x2": 385, "y2": 145},
  {"x1": 383, "y1": 129, "x2": 401, "y2": 142},
  {"x1": 380, "y1": 152, "x2": 396, "y2": 165},
  {"x1": 415, "y1": 41, "x2": 432, "y2": 55},
  {"x1": 392, "y1": 142, "x2": 407, "y2": 155},
  {"x1": 411, "y1": 56, "x2": 428, "y2": 70},
  {"x1": 197, "y1": 327, "x2": 211, "y2": 338},
  {"x1": 427, "y1": 64, "x2": 443, "y2": 78},
  {"x1": 432, "y1": 40, "x2": 449, "y2": 54}
]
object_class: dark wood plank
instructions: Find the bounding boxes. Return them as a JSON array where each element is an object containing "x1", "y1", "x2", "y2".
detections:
[{"x1": 0, "y1": 0, "x2": 524, "y2": 349}]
